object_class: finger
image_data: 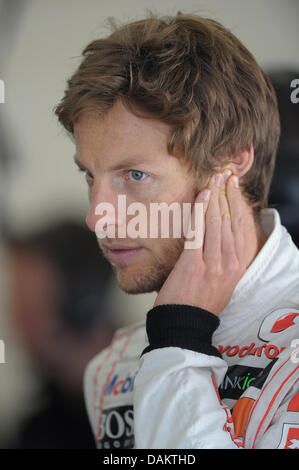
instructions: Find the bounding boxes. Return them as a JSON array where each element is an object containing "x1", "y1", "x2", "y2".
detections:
[
  {"x1": 226, "y1": 175, "x2": 246, "y2": 263},
  {"x1": 219, "y1": 170, "x2": 236, "y2": 263},
  {"x1": 203, "y1": 173, "x2": 222, "y2": 267},
  {"x1": 184, "y1": 187, "x2": 210, "y2": 253}
]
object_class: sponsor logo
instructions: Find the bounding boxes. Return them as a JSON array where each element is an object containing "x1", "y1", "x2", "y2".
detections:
[
  {"x1": 277, "y1": 423, "x2": 299, "y2": 449},
  {"x1": 219, "y1": 365, "x2": 262, "y2": 400},
  {"x1": 218, "y1": 342, "x2": 286, "y2": 360},
  {"x1": 97, "y1": 405, "x2": 134, "y2": 449},
  {"x1": 258, "y1": 308, "x2": 299, "y2": 342},
  {"x1": 105, "y1": 374, "x2": 135, "y2": 396},
  {"x1": 271, "y1": 313, "x2": 299, "y2": 333}
]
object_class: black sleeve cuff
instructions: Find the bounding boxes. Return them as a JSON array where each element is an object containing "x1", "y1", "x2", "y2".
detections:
[{"x1": 141, "y1": 304, "x2": 222, "y2": 358}]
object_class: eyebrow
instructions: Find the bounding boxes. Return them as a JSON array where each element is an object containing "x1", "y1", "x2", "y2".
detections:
[
  {"x1": 73, "y1": 154, "x2": 87, "y2": 170},
  {"x1": 73, "y1": 154, "x2": 150, "y2": 171}
]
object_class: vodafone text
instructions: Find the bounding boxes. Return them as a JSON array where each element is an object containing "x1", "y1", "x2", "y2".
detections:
[
  {"x1": 102, "y1": 454, "x2": 196, "y2": 466},
  {"x1": 218, "y1": 342, "x2": 286, "y2": 360}
]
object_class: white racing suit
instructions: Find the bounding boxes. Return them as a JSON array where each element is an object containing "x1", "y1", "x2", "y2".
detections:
[{"x1": 84, "y1": 209, "x2": 299, "y2": 449}]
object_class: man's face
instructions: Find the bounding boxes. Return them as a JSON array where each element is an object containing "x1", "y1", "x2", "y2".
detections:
[{"x1": 73, "y1": 100, "x2": 202, "y2": 294}]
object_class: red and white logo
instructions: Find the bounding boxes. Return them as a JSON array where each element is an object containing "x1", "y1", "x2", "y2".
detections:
[
  {"x1": 277, "y1": 423, "x2": 299, "y2": 449},
  {"x1": 258, "y1": 308, "x2": 299, "y2": 342}
]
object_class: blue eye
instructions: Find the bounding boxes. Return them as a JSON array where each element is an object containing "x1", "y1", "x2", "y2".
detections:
[
  {"x1": 127, "y1": 170, "x2": 147, "y2": 182},
  {"x1": 86, "y1": 170, "x2": 94, "y2": 181}
]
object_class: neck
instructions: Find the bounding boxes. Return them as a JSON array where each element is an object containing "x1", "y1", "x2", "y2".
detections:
[{"x1": 244, "y1": 207, "x2": 267, "y2": 269}]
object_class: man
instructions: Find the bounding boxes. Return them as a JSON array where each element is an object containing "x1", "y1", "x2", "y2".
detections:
[{"x1": 55, "y1": 12, "x2": 299, "y2": 449}]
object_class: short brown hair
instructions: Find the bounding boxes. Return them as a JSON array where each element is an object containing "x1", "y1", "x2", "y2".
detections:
[{"x1": 55, "y1": 11, "x2": 280, "y2": 218}]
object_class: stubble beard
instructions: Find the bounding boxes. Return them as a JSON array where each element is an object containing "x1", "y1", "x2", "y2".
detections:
[{"x1": 102, "y1": 238, "x2": 185, "y2": 295}]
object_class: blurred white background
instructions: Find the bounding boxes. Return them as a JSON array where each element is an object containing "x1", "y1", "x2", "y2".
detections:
[{"x1": 0, "y1": 0, "x2": 298, "y2": 447}]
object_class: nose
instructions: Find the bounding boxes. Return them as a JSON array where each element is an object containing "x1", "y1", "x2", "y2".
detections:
[
  {"x1": 85, "y1": 183, "x2": 123, "y2": 236},
  {"x1": 85, "y1": 204, "x2": 98, "y2": 233}
]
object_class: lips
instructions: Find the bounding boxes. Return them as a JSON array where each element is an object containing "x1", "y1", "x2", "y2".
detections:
[
  {"x1": 101, "y1": 242, "x2": 144, "y2": 264},
  {"x1": 102, "y1": 242, "x2": 140, "y2": 250}
]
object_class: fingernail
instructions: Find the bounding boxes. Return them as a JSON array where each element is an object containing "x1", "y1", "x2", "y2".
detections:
[
  {"x1": 233, "y1": 176, "x2": 239, "y2": 188},
  {"x1": 215, "y1": 173, "x2": 222, "y2": 187},
  {"x1": 223, "y1": 169, "x2": 232, "y2": 183},
  {"x1": 202, "y1": 189, "x2": 211, "y2": 201}
]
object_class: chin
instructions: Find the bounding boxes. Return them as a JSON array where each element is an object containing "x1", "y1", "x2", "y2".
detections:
[
  {"x1": 107, "y1": 238, "x2": 184, "y2": 295},
  {"x1": 112, "y1": 262, "x2": 171, "y2": 295}
]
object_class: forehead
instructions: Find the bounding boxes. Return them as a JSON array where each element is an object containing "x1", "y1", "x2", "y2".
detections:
[{"x1": 73, "y1": 100, "x2": 174, "y2": 169}]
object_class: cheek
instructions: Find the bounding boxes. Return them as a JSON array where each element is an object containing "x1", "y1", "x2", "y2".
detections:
[
  {"x1": 130, "y1": 181, "x2": 161, "y2": 202},
  {"x1": 149, "y1": 236, "x2": 185, "y2": 267},
  {"x1": 143, "y1": 184, "x2": 193, "y2": 207},
  {"x1": 141, "y1": 191, "x2": 195, "y2": 240}
]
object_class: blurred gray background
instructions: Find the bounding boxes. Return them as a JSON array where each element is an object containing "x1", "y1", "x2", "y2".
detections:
[{"x1": 0, "y1": 0, "x2": 298, "y2": 448}]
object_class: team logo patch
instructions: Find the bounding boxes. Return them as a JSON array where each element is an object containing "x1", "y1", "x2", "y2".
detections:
[
  {"x1": 219, "y1": 365, "x2": 263, "y2": 400},
  {"x1": 277, "y1": 423, "x2": 299, "y2": 449},
  {"x1": 97, "y1": 405, "x2": 134, "y2": 449},
  {"x1": 105, "y1": 373, "x2": 135, "y2": 396},
  {"x1": 258, "y1": 308, "x2": 299, "y2": 342}
]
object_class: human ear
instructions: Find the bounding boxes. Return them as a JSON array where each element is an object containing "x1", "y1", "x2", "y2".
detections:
[{"x1": 224, "y1": 144, "x2": 254, "y2": 178}]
